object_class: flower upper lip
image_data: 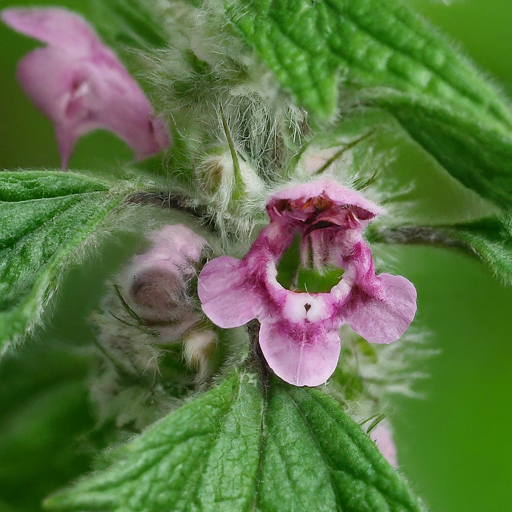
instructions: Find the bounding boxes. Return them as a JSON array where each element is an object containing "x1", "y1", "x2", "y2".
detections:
[{"x1": 267, "y1": 179, "x2": 385, "y2": 218}]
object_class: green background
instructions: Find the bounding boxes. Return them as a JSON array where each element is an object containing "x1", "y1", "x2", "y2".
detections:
[{"x1": 1, "y1": 0, "x2": 512, "y2": 510}]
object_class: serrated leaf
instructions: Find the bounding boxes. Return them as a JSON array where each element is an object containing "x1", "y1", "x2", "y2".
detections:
[
  {"x1": 368, "y1": 214, "x2": 512, "y2": 284},
  {"x1": 228, "y1": 0, "x2": 512, "y2": 208},
  {"x1": 45, "y1": 371, "x2": 425, "y2": 512},
  {"x1": 0, "y1": 170, "x2": 131, "y2": 353},
  {"x1": 228, "y1": 0, "x2": 512, "y2": 123},
  {"x1": 370, "y1": 93, "x2": 512, "y2": 210}
]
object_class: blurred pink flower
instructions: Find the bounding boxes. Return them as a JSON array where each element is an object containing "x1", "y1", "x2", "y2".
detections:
[
  {"x1": 198, "y1": 179, "x2": 417, "y2": 387},
  {"x1": 2, "y1": 7, "x2": 170, "y2": 169},
  {"x1": 371, "y1": 424, "x2": 398, "y2": 468}
]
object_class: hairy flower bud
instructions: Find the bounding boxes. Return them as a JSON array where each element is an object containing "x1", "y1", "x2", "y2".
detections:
[
  {"x1": 196, "y1": 149, "x2": 265, "y2": 207},
  {"x1": 88, "y1": 224, "x2": 220, "y2": 430},
  {"x1": 183, "y1": 330, "x2": 218, "y2": 382},
  {"x1": 122, "y1": 224, "x2": 209, "y2": 338}
]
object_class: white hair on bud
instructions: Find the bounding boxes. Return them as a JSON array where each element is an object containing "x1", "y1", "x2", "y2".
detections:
[
  {"x1": 88, "y1": 222, "x2": 226, "y2": 431},
  {"x1": 183, "y1": 329, "x2": 218, "y2": 383},
  {"x1": 122, "y1": 0, "x2": 310, "y2": 241}
]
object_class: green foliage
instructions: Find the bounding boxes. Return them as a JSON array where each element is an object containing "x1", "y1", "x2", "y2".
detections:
[
  {"x1": 4, "y1": 1, "x2": 512, "y2": 510},
  {"x1": 443, "y1": 216, "x2": 512, "y2": 284},
  {"x1": 367, "y1": 214, "x2": 512, "y2": 285},
  {"x1": 228, "y1": 0, "x2": 512, "y2": 208},
  {"x1": 45, "y1": 370, "x2": 425, "y2": 512},
  {"x1": 376, "y1": 96, "x2": 512, "y2": 210},
  {"x1": 91, "y1": 0, "x2": 169, "y2": 50},
  {"x1": 0, "y1": 171, "x2": 132, "y2": 354},
  {"x1": 228, "y1": 0, "x2": 511, "y2": 122},
  {"x1": 0, "y1": 342, "x2": 97, "y2": 512}
]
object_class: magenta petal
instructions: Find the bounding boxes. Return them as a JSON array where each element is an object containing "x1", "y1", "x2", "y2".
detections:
[
  {"x1": 16, "y1": 48, "x2": 85, "y2": 167},
  {"x1": 16, "y1": 48, "x2": 76, "y2": 120},
  {"x1": 268, "y1": 179, "x2": 385, "y2": 218},
  {"x1": 345, "y1": 274, "x2": 417, "y2": 344},
  {"x1": 198, "y1": 256, "x2": 262, "y2": 328},
  {"x1": 259, "y1": 320, "x2": 340, "y2": 387},
  {"x1": 64, "y1": 62, "x2": 169, "y2": 162},
  {"x1": 2, "y1": 7, "x2": 170, "y2": 168},
  {"x1": 1, "y1": 8, "x2": 98, "y2": 53}
]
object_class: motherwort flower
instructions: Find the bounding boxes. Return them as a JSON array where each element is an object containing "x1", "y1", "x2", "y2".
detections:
[
  {"x1": 1, "y1": 7, "x2": 169, "y2": 169},
  {"x1": 198, "y1": 179, "x2": 417, "y2": 387}
]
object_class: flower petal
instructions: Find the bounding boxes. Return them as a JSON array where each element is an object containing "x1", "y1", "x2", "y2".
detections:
[
  {"x1": 268, "y1": 179, "x2": 385, "y2": 218},
  {"x1": 344, "y1": 273, "x2": 417, "y2": 344},
  {"x1": 198, "y1": 256, "x2": 263, "y2": 328},
  {"x1": 371, "y1": 424, "x2": 398, "y2": 468},
  {"x1": 16, "y1": 48, "x2": 77, "y2": 122},
  {"x1": 2, "y1": 7, "x2": 170, "y2": 168},
  {"x1": 16, "y1": 48, "x2": 91, "y2": 167},
  {"x1": 259, "y1": 320, "x2": 340, "y2": 386},
  {"x1": 1, "y1": 7, "x2": 97, "y2": 54},
  {"x1": 147, "y1": 224, "x2": 209, "y2": 266}
]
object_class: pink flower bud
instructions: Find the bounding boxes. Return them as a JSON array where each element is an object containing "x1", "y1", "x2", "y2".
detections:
[
  {"x1": 371, "y1": 424, "x2": 398, "y2": 468},
  {"x1": 124, "y1": 225, "x2": 209, "y2": 340}
]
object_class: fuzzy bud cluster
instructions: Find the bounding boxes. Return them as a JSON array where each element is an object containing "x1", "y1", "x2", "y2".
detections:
[
  {"x1": 195, "y1": 147, "x2": 266, "y2": 237},
  {"x1": 90, "y1": 224, "x2": 219, "y2": 430}
]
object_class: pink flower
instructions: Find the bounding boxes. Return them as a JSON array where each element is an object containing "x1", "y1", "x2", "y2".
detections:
[
  {"x1": 1, "y1": 7, "x2": 170, "y2": 169},
  {"x1": 371, "y1": 424, "x2": 398, "y2": 468},
  {"x1": 198, "y1": 179, "x2": 417, "y2": 387}
]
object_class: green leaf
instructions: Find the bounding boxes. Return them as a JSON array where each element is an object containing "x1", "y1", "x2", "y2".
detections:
[
  {"x1": 228, "y1": 0, "x2": 512, "y2": 123},
  {"x1": 45, "y1": 371, "x2": 425, "y2": 512},
  {"x1": 0, "y1": 170, "x2": 131, "y2": 353},
  {"x1": 91, "y1": 0, "x2": 169, "y2": 50},
  {"x1": 368, "y1": 215, "x2": 512, "y2": 284},
  {"x1": 0, "y1": 342, "x2": 97, "y2": 512},
  {"x1": 228, "y1": 0, "x2": 512, "y2": 208},
  {"x1": 444, "y1": 217, "x2": 512, "y2": 284},
  {"x1": 371, "y1": 94, "x2": 512, "y2": 210}
]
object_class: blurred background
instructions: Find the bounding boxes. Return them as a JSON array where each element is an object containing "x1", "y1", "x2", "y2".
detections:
[{"x1": 1, "y1": 0, "x2": 512, "y2": 511}]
